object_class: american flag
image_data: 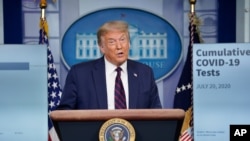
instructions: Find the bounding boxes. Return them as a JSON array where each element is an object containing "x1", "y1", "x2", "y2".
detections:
[
  {"x1": 39, "y1": 26, "x2": 62, "y2": 141},
  {"x1": 180, "y1": 127, "x2": 193, "y2": 141},
  {"x1": 174, "y1": 14, "x2": 202, "y2": 141}
]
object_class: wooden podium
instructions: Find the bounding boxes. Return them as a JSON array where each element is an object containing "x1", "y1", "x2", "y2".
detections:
[{"x1": 50, "y1": 109, "x2": 185, "y2": 141}]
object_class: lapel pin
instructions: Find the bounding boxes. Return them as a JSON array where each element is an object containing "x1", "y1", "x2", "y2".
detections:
[{"x1": 133, "y1": 73, "x2": 138, "y2": 77}]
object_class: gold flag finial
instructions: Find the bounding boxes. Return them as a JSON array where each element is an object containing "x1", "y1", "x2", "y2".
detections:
[
  {"x1": 189, "y1": 0, "x2": 196, "y2": 13},
  {"x1": 39, "y1": 0, "x2": 48, "y2": 36},
  {"x1": 40, "y1": 0, "x2": 47, "y2": 8}
]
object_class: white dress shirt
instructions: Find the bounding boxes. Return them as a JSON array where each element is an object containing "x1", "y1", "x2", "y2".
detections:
[{"x1": 104, "y1": 57, "x2": 129, "y2": 109}]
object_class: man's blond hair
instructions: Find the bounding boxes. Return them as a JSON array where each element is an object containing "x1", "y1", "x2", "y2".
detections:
[{"x1": 97, "y1": 20, "x2": 129, "y2": 46}]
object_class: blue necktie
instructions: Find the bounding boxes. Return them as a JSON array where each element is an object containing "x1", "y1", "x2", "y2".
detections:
[{"x1": 115, "y1": 67, "x2": 127, "y2": 109}]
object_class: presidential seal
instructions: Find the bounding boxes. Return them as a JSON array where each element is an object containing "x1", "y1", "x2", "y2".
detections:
[{"x1": 99, "y1": 118, "x2": 135, "y2": 141}]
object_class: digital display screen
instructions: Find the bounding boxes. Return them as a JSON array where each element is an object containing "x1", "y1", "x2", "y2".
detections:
[{"x1": 0, "y1": 45, "x2": 47, "y2": 141}]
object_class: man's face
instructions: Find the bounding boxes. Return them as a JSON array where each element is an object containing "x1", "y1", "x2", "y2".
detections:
[{"x1": 99, "y1": 30, "x2": 130, "y2": 66}]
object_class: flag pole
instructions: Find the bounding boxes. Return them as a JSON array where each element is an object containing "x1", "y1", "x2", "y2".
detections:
[
  {"x1": 190, "y1": 0, "x2": 196, "y2": 13},
  {"x1": 189, "y1": 0, "x2": 196, "y2": 140},
  {"x1": 40, "y1": 0, "x2": 47, "y2": 21},
  {"x1": 189, "y1": 0, "x2": 196, "y2": 46},
  {"x1": 40, "y1": 0, "x2": 48, "y2": 39}
]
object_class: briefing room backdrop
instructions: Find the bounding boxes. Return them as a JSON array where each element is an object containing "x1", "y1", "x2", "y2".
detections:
[{"x1": 2, "y1": 0, "x2": 236, "y2": 108}]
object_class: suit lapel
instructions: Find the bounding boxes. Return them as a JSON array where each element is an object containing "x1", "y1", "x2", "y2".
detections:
[
  {"x1": 93, "y1": 57, "x2": 108, "y2": 109},
  {"x1": 127, "y1": 61, "x2": 140, "y2": 109}
]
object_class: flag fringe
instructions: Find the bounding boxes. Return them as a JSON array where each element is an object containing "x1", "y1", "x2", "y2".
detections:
[
  {"x1": 181, "y1": 107, "x2": 192, "y2": 133},
  {"x1": 40, "y1": 18, "x2": 49, "y2": 37},
  {"x1": 188, "y1": 14, "x2": 204, "y2": 43}
]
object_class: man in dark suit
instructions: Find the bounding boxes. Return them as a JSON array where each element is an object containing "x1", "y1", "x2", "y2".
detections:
[{"x1": 57, "y1": 20, "x2": 162, "y2": 110}]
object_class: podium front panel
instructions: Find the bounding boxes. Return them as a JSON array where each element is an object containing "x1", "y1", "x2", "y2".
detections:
[
  {"x1": 54, "y1": 120, "x2": 182, "y2": 141},
  {"x1": 51, "y1": 109, "x2": 185, "y2": 141}
]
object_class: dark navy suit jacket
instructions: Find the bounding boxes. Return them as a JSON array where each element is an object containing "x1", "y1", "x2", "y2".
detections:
[{"x1": 57, "y1": 57, "x2": 162, "y2": 109}]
